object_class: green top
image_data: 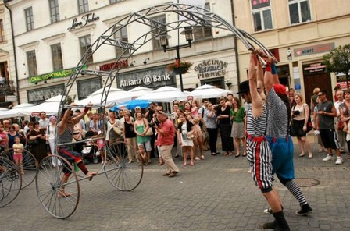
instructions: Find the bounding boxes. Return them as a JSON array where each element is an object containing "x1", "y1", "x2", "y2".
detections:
[
  {"x1": 136, "y1": 123, "x2": 151, "y2": 144},
  {"x1": 230, "y1": 107, "x2": 245, "y2": 123}
]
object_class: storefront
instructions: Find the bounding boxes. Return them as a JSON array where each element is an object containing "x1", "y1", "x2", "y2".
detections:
[
  {"x1": 117, "y1": 66, "x2": 176, "y2": 90},
  {"x1": 27, "y1": 84, "x2": 64, "y2": 105},
  {"x1": 77, "y1": 77, "x2": 102, "y2": 100}
]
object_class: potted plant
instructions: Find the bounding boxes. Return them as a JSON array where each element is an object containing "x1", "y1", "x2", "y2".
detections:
[{"x1": 166, "y1": 59, "x2": 192, "y2": 75}]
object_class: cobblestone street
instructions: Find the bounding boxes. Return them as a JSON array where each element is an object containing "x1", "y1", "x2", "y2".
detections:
[{"x1": 1, "y1": 145, "x2": 350, "y2": 231}]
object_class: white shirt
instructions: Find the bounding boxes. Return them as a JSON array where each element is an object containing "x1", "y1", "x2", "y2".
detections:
[
  {"x1": 334, "y1": 100, "x2": 345, "y2": 116},
  {"x1": 39, "y1": 118, "x2": 49, "y2": 130}
]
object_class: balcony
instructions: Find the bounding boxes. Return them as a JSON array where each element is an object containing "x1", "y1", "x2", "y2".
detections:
[{"x1": 0, "y1": 80, "x2": 16, "y2": 97}]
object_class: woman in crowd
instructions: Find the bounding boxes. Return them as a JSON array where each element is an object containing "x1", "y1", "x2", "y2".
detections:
[
  {"x1": 291, "y1": 94, "x2": 313, "y2": 158},
  {"x1": 28, "y1": 121, "x2": 47, "y2": 164},
  {"x1": 47, "y1": 116, "x2": 61, "y2": 166},
  {"x1": 184, "y1": 102, "x2": 191, "y2": 116},
  {"x1": 134, "y1": 112, "x2": 152, "y2": 165},
  {"x1": 0, "y1": 123, "x2": 9, "y2": 153},
  {"x1": 123, "y1": 114, "x2": 137, "y2": 163},
  {"x1": 204, "y1": 102, "x2": 219, "y2": 156},
  {"x1": 191, "y1": 101, "x2": 199, "y2": 118},
  {"x1": 217, "y1": 98, "x2": 234, "y2": 156},
  {"x1": 177, "y1": 112, "x2": 195, "y2": 166},
  {"x1": 230, "y1": 97, "x2": 246, "y2": 157},
  {"x1": 7, "y1": 125, "x2": 19, "y2": 156}
]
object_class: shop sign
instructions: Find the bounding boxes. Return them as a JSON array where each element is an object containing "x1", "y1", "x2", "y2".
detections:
[
  {"x1": 29, "y1": 65, "x2": 87, "y2": 83},
  {"x1": 117, "y1": 66, "x2": 175, "y2": 90},
  {"x1": 194, "y1": 59, "x2": 228, "y2": 79},
  {"x1": 294, "y1": 43, "x2": 335, "y2": 57},
  {"x1": 99, "y1": 60, "x2": 129, "y2": 71},
  {"x1": 303, "y1": 63, "x2": 326, "y2": 75},
  {"x1": 68, "y1": 13, "x2": 99, "y2": 31},
  {"x1": 251, "y1": 0, "x2": 270, "y2": 10}
]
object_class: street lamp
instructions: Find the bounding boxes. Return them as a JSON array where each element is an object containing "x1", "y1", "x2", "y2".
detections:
[{"x1": 159, "y1": 27, "x2": 194, "y2": 92}]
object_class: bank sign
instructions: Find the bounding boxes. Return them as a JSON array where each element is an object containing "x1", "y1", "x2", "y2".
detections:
[{"x1": 117, "y1": 66, "x2": 175, "y2": 90}]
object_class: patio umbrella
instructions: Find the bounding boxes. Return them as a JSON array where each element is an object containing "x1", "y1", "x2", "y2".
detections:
[
  {"x1": 191, "y1": 84, "x2": 231, "y2": 98},
  {"x1": 0, "y1": 103, "x2": 36, "y2": 119},
  {"x1": 137, "y1": 87, "x2": 190, "y2": 102},
  {"x1": 111, "y1": 100, "x2": 151, "y2": 111},
  {"x1": 128, "y1": 87, "x2": 153, "y2": 98}
]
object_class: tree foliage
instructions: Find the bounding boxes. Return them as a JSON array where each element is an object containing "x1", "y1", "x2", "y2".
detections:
[{"x1": 323, "y1": 44, "x2": 350, "y2": 80}]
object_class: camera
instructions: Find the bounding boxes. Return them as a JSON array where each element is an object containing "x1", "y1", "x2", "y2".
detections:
[
  {"x1": 149, "y1": 121, "x2": 160, "y2": 127},
  {"x1": 292, "y1": 110, "x2": 300, "y2": 118}
]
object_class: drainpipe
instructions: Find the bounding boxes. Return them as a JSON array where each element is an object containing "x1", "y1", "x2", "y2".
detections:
[
  {"x1": 230, "y1": 0, "x2": 241, "y2": 93},
  {"x1": 4, "y1": 0, "x2": 20, "y2": 104}
]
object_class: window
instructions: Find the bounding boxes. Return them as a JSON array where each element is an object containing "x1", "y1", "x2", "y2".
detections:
[
  {"x1": 49, "y1": 0, "x2": 60, "y2": 23},
  {"x1": 51, "y1": 43, "x2": 63, "y2": 71},
  {"x1": 110, "y1": 0, "x2": 121, "y2": 4},
  {"x1": 193, "y1": 2, "x2": 212, "y2": 41},
  {"x1": 288, "y1": 0, "x2": 311, "y2": 24},
  {"x1": 0, "y1": 20, "x2": 4, "y2": 42},
  {"x1": 150, "y1": 15, "x2": 166, "y2": 50},
  {"x1": 79, "y1": 35, "x2": 93, "y2": 63},
  {"x1": 115, "y1": 26, "x2": 129, "y2": 57},
  {"x1": 27, "y1": 50, "x2": 37, "y2": 77},
  {"x1": 24, "y1": 7, "x2": 34, "y2": 31},
  {"x1": 251, "y1": 0, "x2": 273, "y2": 32},
  {"x1": 77, "y1": 0, "x2": 89, "y2": 14}
]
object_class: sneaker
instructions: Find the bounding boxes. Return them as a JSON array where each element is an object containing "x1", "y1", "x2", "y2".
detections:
[
  {"x1": 264, "y1": 207, "x2": 273, "y2": 214},
  {"x1": 296, "y1": 204, "x2": 312, "y2": 216},
  {"x1": 323, "y1": 155, "x2": 333, "y2": 161},
  {"x1": 335, "y1": 157, "x2": 343, "y2": 165}
]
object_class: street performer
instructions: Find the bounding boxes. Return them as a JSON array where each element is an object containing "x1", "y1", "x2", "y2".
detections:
[
  {"x1": 57, "y1": 105, "x2": 97, "y2": 197},
  {"x1": 239, "y1": 53, "x2": 290, "y2": 231}
]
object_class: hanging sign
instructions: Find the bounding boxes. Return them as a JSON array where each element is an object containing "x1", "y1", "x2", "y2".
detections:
[
  {"x1": 99, "y1": 60, "x2": 129, "y2": 71},
  {"x1": 29, "y1": 65, "x2": 87, "y2": 83},
  {"x1": 194, "y1": 59, "x2": 228, "y2": 79},
  {"x1": 68, "y1": 12, "x2": 100, "y2": 31}
]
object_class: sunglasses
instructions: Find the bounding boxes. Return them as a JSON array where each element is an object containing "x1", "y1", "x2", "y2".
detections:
[{"x1": 318, "y1": 94, "x2": 324, "y2": 97}]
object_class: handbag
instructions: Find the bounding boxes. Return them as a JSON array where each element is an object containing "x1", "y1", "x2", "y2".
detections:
[
  {"x1": 145, "y1": 127, "x2": 153, "y2": 136},
  {"x1": 112, "y1": 125, "x2": 122, "y2": 135},
  {"x1": 187, "y1": 134, "x2": 195, "y2": 140}
]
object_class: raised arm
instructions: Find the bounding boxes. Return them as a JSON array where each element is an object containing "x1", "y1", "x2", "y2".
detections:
[{"x1": 248, "y1": 53, "x2": 263, "y2": 118}]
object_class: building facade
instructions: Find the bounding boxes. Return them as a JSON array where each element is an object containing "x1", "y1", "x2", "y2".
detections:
[
  {"x1": 234, "y1": 0, "x2": 350, "y2": 102},
  {"x1": 8, "y1": 0, "x2": 239, "y2": 105},
  {"x1": 0, "y1": 2, "x2": 17, "y2": 107}
]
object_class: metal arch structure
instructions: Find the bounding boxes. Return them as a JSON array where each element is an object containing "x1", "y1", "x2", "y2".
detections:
[{"x1": 59, "y1": 2, "x2": 274, "y2": 113}]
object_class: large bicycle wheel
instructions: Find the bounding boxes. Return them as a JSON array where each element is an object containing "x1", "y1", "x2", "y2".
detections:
[
  {"x1": 35, "y1": 155, "x2": 80, "y2": 219},
  {"x1": 104, "y1": 142, "x2": 143, "y2": 191},
  {"x1": 21, "y1": 149, "x2": 38, "y2": 189},
  {"x1": 0, "y1": 156, "x2": 22, "y2": 208}
]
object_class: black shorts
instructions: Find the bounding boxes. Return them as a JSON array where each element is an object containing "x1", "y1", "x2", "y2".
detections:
[{"x1": 320, "y1": 129, "x2": 340, "y2": 150}]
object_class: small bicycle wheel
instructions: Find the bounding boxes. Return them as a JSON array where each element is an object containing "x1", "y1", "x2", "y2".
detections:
[
  {"x1": 104, "y1": 142, "x2": 143, "y2": 191},
  {"x1": 21, "y1": 149, "x2": 38, "y2": 189},
  {"x1": 0, "y1": 156, "x2": 22, "y2": 208},
  {"x1": 35, "y1": 155, "x2": 80, "y2": 219}
]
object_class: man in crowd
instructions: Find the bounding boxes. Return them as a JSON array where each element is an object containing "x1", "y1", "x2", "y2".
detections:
[
  {"x1": 3, "y1": 119, "x2": 10, "y2": 132},
  {"x1": 334, "y1": 90, "x2": 346, "y2": 152},
  {"x1": 155, "y1": 111, "x2": 179, "y2": 178},
  {"x1": 39, "y1": 112, "x2": 49, "y2": 130},
  {"x1": 316, "y1": 90, "x2": 343, "y2": 165}
]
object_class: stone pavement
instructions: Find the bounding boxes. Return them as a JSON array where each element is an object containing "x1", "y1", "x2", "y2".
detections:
[{"x1": 0, "y1": 144, "x2": 349, "y2": 231}]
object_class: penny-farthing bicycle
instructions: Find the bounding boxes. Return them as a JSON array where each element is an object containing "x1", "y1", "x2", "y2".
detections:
[{"x1": 34, "y1": 2, "x2": 274, "y2": 219}]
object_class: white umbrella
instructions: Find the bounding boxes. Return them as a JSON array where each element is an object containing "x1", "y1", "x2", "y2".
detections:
[
  {"x1": 22, "y1": 101, "x2": 60, "y2": 115},
  {"x1": 0, "y1": 108, "x2": 8, "y2": 111},
  {"x1": 91, "y1": 87, "x2": 120, "y2": 96},
  {"x1": 137, "y1": 87, "x2": 190, "y2": 102},
  {"x1": 76, "y1": 88, "x2": 132, "y2": 106},
  {"x1": 128, "y1": 87, "x2": 153, "y2": 98},
  {"x1": 191, "y1": 84, "x2": 231, "y2": 98},
  {"x1": 45, "y1": 95, "x2": 64, "y2": 102},
  {"x1": 0, "y1": 103, "x2": 36, "y2": 119}
]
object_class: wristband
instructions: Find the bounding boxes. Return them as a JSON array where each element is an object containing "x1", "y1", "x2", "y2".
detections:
[
  {"x1": 84, "y1": 107, "x2": 89, "y2": 113},
  {"x1": 265, "y1": 62, "x2": 272, "y2": 72},
  {"x1": 271, "y1": 63, "x2": 277, "y2": 75}
]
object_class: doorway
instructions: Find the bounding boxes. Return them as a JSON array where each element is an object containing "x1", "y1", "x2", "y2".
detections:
[{"x1": 303, "y1": 73, "x2": 332, "y2": 102}]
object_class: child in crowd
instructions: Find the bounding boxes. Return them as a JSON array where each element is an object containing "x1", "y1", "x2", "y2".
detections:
[
  {"x1": 12, "y1": 136, "x2": 24, "y2": 175},
  {"x1": 193, "y1": 119, "x2": 205, "y2": 161},
  {"x1": 137, "y1": 145, "x2": 147, "y2": 166}
]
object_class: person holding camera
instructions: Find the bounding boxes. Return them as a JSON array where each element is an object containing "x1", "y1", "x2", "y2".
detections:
[{"x1": 291, "y1": 94, "x2": 313, "y2": 158}]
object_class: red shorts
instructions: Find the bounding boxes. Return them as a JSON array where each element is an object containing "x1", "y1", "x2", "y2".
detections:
[{"x1": 13, "y1": 153, "x2": 23, "y2": 161}]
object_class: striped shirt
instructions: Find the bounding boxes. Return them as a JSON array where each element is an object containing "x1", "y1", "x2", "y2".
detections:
[
  {"x1": 266, "y1": 88, "x2": 288, "y2": 138},
  {"x1": 246, "y1": 102, "x2": 267, "y2": 137}
]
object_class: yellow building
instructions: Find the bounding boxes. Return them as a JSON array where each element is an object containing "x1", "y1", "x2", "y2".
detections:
[{"x1": 234, "y1": 0, "x2": 350, "y2": 102}]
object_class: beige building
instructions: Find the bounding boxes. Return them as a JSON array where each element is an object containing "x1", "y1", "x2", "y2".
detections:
[
  {"x1": 0, "y1": 2, "x2": 17, "y2": 107},
  {"x1": 234, "y1": 0, "x2": 350, "y2": 102}
]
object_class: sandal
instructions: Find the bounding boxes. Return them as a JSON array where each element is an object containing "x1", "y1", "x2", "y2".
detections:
[
  {"x1": 195, "y1": 157, "x2": 201, "y2": 161},
  {"x1": 299, "y1": 153, "x2": 305, "y2": 157},
  {"x1": 190, "y1": 162, "x2": 195, "y2": 166},
  {"x1": 211, "y1": 153, "x2": 216, "y2": 156},
  {"x1": 201, "y1": 155, "x2": 205, "y2": 160},
  {"x1": 309, "y1": 153, "x2": 313, "y2": 159},
  {"x1": 235, "y1": 153, "x2": 240, "y2": 158}
]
